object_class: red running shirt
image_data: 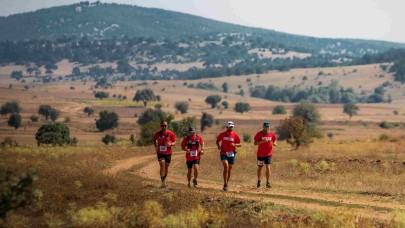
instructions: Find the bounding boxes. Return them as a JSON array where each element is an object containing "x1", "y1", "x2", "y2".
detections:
[
  {"x1": 153, "y1": 130, "x2": 176, "y2": 154},
  {"x1": 181, "y1": 135, "x2": 204, "y2": 161},
  {"x1": 216, "y1": 131, "x2": 241, "y2": 154},
  {"x1": 254, "y1": 131, "x2": 277, "y2": 156}
]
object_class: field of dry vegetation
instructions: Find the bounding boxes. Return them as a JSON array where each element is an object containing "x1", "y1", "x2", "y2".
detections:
[{"x1": 1, "y1": 62, "x2": 405, "y2": 227}]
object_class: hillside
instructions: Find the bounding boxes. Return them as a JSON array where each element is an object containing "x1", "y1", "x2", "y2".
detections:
[{"x1": 1, "y1": 2, "x2": 404, "y2": 54}]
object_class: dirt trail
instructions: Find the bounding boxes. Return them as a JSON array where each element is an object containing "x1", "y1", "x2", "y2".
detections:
[{"x1": 104, "y1": 153, "x2": 403, "y2": 220}]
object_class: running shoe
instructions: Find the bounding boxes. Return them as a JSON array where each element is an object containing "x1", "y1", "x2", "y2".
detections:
[
  {"x1": 266, "y1": 181, "x2": 271, "y2": 188},
  {"x1": 193, "y1": 179, "x2": 198, "y2": 188},
  {"x1": 257, "y1": 180, "x2": 261, "y2": 188},
  {"x1": 223, "y1": 183, "x2": 228, "y2": 191}
]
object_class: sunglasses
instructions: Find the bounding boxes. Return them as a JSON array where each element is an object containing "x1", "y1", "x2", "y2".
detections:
[{"x1": 161, "y1": 125, "x2": 167, "y2": 127}]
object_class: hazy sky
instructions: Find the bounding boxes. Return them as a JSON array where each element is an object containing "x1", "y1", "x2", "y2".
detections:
[{"x1": 1, "y1": 0, "x2": 404, "y2": 43}]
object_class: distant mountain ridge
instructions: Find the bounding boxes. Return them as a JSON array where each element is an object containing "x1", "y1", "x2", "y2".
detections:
[{"x1": 1, "y1": 2, "x2": 404, "y2": 53}]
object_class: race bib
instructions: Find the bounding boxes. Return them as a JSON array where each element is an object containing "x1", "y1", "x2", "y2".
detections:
[
  {"x1": 226, "y1": 151, "x2": 234, "y2": 157},
  {"x1": 190, "y1": 150, "x2": 197, "y2": 157},
  {"x1": 257, "y1": 160, "x2": 264, "y2": 166},
  {"x1": 159, "y1": 146, "x2": 167, "y2": 152}
]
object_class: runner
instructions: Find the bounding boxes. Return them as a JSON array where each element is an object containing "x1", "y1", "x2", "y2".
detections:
[
  {"x1": 216, "y1": 121, "x2": 241, "y2": 191},
  {"x1": 254, "y1": 122, "x2": 277, "y2": 188},
  {"x1": 153, "y1": 121, "x2": 176, "y2": 187},
  {"x1": 181, "y1": 126, "x2": 204, "y2": 188}
]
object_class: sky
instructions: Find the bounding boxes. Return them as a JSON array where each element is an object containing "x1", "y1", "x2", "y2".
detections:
[{"x1": 0, "y1": 0, "x2": 404, "y2": 43}]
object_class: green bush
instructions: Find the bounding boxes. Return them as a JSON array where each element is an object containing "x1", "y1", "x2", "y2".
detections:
[
  {"x1": 96, "y1": 111, "x2": 119, "y2": 131},
  {"x1": 102, "y1": 134, "x2": 117, "y2": 145},
  {"x1": 272, "y1": 105, "x2": 287, "y2": 115},
  {"x1": 0, "y1": 168, "x2": 42, "y2": 219},
  {"x1": 243, "y1": 134, "x2": 251, "y2": 143},
  {"x1": 35, "y1": 122, "x2": 70, "y2": 146},
  {"x1": 1, "y1": 137, "x2": 18, "y2": 148},
  {"x1": 379, "y1": 121, "x2": 399, "y2": 129},
  {"x1": 29, "y1": 115, "x2": 39, "y2": 122}
]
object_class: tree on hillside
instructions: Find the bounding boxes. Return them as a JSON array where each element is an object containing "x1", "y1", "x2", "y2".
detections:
[
  {"x1": 10, "y1": 71, "x2": 23, "y2": 80},
  {"x1": 95, "y1": 91, "x2": 109, "y2": 100},
  {"x1": 272, "y1": 105, "x2": 287, "y2": 115},
  {"x1": 137, "y1": 108, "x2": 173, "y2": 126},
  {"x1": 35, "y1": 122, "x2": 70, "y2": 146},
  {"x1": 175, "y1": 101, "x2": 189, "y2": 114},
  {"x1": 1, "y1": 102, "x2": 21, "y2": 116},
  {"x1": 49, "y1": 108, "x2": 60, "y2": 122},
  {"x1": 83, "y1": 107, "x2": 94, "y2": 116},
  {"x1": 276, "y1": 116, "x2": 313, "y2": 149},
  {"x1": 38, "y1": 105, "x2": 52, "y2": 120},
  {"x1": 222, "y1": 82, "x2": 229, "y2": 93},
  {"x1": 72, "y1": 67, "x2": 81, "y2": 76},
  {"x1": 96, "y1": 111, "x2": 119, "y2": 131},
  {"x1": 205, "y1": 95, "x2": 221, "y2": 108},
  {"x1": 343, "y1": 103, "x2": 359, "y2": 119},
  {"x1": 133, "y1": 88, "x2": 157, "y2": 107},
  {"x1": 200, "y1": 112, "x2": 214, "y2": 132},
  {"x1": 293, "y1": 103, "x2": 321, "y2": 124},
  {"x1": 8, "y1": 113, "x2": 22, "y2": 129},
  {"x1": 221, "y1": 101, "x2": 229, "y2": 109},
  {"x1": 234, "y1": 102, "x2": 250, "y2": 114}
]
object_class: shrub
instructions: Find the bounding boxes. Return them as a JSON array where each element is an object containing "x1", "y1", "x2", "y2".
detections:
[
  {"x1": 276, "y1": 116, "x2": 313, "y2": 149},
  {"x1": 83, "y1": 107, "x2": 94, "y2": 116},
  {"x1": 102, "y1": 134, "x2": 117, "y2": 145},
  {"x1": 221, "y1": 101, "x2": 229, "y2": 109},
  {"x1": 130, "y1": 134, "x2": 135, "y2": 144},
  {"x1": 243, "y1": 134, "x2": 251, "y2": 143},
  {"x1": 234, "y1": 102, "x2": 250, "y2": 113},
  {"x1": 70, "y1": 137, "x2": 78, "y2": 146},
  {"x1": 200, "y1": 112, "x2": 214, "y2": 132},
  {"x1": 379, "y1": 134, "x2": 391, "y2": 141},
  {"x1": 327, "y1": 132, "x2": 334, "y2": 139},
  {"x1": 272, "y1": 105, "x2": 287, "y2": 115},
  {"x1": 315, "y1": 160, "x2": 330, "y2": 173},
  {"x1": 1, "y1": 102, "x2": 21, "y2": 116},
  {"x1": 293, "y1": 103, "x2": 321, "y2": 124},
  {"x1": 30, "y1": 115, "x2": 39, "y2": 122},
  {"x1": 299, "y1": 162, "x2": 310, "y2": 175},
  {"x1": 96, "y1": 111, "x2": 119, "y2": 131},
  {"x1": 137, "y1": 108, "x2": 173, "y2": 126},
  {"x1": 379, "y1": 121, "x2": 399, "y2": 129},
  {"x1": 8, "y1": 113, "x2": 22, "y2": 129},
  {"x1": 1, "y1": 136, "x2": 18, "y2": 148},
  {"x1": 35, "y1": 122, "x2": 70, "y2": 146},
  {"x1": 174, "y1": 101, "x2": 189, "y2": 114},
  {"x1": 0, "y1": 168, "x2": 42, "y2": 219},
  {"x1": 205, "y1": 95, "x2": 221, "y2": 108},
  {"x1": 49, "y1": 108, "x2": 60, "y2": 122}
]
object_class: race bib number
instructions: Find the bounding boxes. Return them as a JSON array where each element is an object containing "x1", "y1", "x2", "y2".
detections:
[
  {"x1": 226, "y1": 151, "x2": 234, "y2": 157},
  {"x1": 159, "y1": 146, "x2": 167, "y2": 152},
  {"x1": 190, "y1": 150, "x2": 197, "y2": 157},
  {"x1": 257, "y1": 160, "x2": 264, "y2": 166}
]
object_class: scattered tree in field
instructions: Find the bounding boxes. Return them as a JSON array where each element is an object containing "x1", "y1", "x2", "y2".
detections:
[
  {"x1": 205, "y1": 95, "x2": 221, "y2": 108},
  {"x1": 234, "y1": 102, "x2": 250, "y2": 114},
  {"x1": 72, "y1": 67, "x2": 81, "y2": 76},
  {"x1": 95, "y1": 91, "x2": 109, "y2": 100},
  {"x1": 129, "y1": 134, "x2": 135, "y2": 144},
  {"x1": 221, "y1": 101, "x2": 229, "y2": 109},
  {"x1": 343, "y1": 103, "x2": 359, "y2": 119},
  {"x1": 293, "y1": 103, "x2": 321, "y2": 124},
  {"x1": 1, "y1": 102, "x2": 21, "y2": 116},
  {"x1": 133, "y1": 88, "x2": 157, "y2": 107},
  {"x1": 272, "y1": 105, "x2": 287, "y2": 115},
  {"x1": 1, "y1": 137, "x2": 18, "y2": 148},
  {"x1": 137, "y1": 108, "x2": 173, "y2": 126},
  {"x1": 0, "y1": 168, "x2": 40, "y2": 219},
  {"x1": 8, "y1": 113, "x2": 21, "y2": 129},
  {"x1": 38, "y1": 105, "x2": 52, "y2": 120},
  {"x1": 30, "y1": 115, "x2": 39, "y2": 122},
  {"x1": 96, "y1": 111, "x2": 119, "y2": 131},
  {"x1": 49, "y1": 108, "x2": 60, "y2": 122},
  {"x1": 276, "y1": 116, "x2": 313, "y2": 149},
  {"x1": 175, "y1": 101, "x2": 189, "y2": 114},
  {"x1": 222, "y1": 82, "x2": 229, "y2": 93},
  {"x1": 200, "y1": 112, "x2": 214, "y2": 132},
  {"x1": 70, "y1": 137, "x2": 78, "y2": 146},
  {"x1": 102, "y1": 134, "x2": 117, "y2": 145},
  {"x1": 35, "y1": 122, "x2": 70, "y2": 146},
  {"x1": 10, "y1": 71, "x2": 23, "y2": 80},
  {"x1": 83, "y1": 107, "x2": 94, "y2": 116}
]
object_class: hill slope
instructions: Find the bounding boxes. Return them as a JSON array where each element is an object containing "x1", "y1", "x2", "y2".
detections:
[{"x1": 1, "y1": 2, "x2": 404, "y2": 54}]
